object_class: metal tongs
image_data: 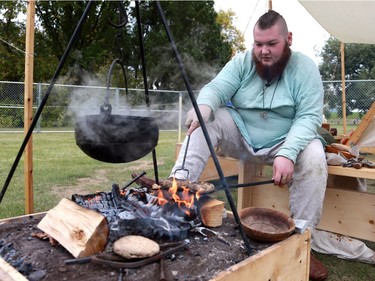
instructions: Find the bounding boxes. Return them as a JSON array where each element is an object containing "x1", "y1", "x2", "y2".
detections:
[
  {"x1": 174, "y1": 134, "x2": 190, "y2": 179},
  {"x1": 189, "y1": 222, "x2": 231, "y2": 246}
]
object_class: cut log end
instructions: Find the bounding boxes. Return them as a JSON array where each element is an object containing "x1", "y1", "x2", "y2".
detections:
[
  {"x1": 199, "y1": 198, "x2": 225, "y2": 227},
  {"x1": 37, "y1": 198, "x2": 109, "y2": 258}
]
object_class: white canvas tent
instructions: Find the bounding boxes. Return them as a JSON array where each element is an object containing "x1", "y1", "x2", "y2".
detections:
[
  {"x1": 347, "y1": 102, "x2": 375, "y2": 153},
  {"x1": 299, "y1": 0, "x2": 375, "y2": 153},
  {"x1": 299, "y1": 0, "x2": 375, "y2": 44},
  {"x1": 357, "y1": 117, "x2": 375, "y2": 147}
]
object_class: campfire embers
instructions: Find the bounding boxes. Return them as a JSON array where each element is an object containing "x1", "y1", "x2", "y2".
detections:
[{"x1": 72, "y1": 180, "x2": 199, "y2": 241}]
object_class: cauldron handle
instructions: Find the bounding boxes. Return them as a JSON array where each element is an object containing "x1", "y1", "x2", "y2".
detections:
[
  {"x1": 104, "y1": 58, "x2": 127, "y2": 112},
  {"x1": 105, "y1": 58, "x2": 121, "y2": 105},
  {"x1": 100, "y1": 104, "x2": 112, "y2": 115}
]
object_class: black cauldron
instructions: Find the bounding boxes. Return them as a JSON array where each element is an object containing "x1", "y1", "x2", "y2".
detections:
[{"x1": 75, "y1": 105, "x2": 159, "y2": 163}]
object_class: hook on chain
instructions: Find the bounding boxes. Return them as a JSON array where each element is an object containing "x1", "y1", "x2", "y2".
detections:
[{"x1": 108, "y1": 2, "x2": 128, "y2": 28}]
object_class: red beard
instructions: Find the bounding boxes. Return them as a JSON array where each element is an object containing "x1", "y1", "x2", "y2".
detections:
[{"x1": 252, "y1": 44, "x2": 291, "y2": 83}]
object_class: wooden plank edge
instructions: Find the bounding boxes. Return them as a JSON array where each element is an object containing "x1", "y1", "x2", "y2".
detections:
[
  {"x1": 359, "y1": 147, "x2": 375, "y2": 154},
  {"x1": 210, "y1": 230, "x2": 310, "y2": 281},
  {"x1": 0, "y1": 257, "x2": 28, "y2": 281},
  {"x1": 328, "y1": 166, "x2": 375, "y2": 179},
  {"x1": 0, "y1": 212, "x2": 46, "y2": 225}
]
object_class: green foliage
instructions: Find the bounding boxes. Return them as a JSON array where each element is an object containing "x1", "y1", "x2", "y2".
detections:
[
  {"x1": 137, "y1": 1, "x2": 232, "y2": 90},
  {"x1": 319, "y1": 37, "x2": 375, "y2": 81},
  {"x1": 0, "y1": 108, "x2": 23, "y2": 128},
  {"x1": 34, "y1": 1, "x2": 117, "y2": 83},
  {"x1": 319, "y1": 37, "x2": 375, "y2": 115},
  {"x1": 0, "y1": 1, "x2": 244, "y2": 126},
  {"x1": 0, "y1": 2, "x2": 27, "y2": 81},
  {"x1": 216, "y1": 9, "x2": 246, "y2": 56},
  {"x1": 0, "y1": 1, "x2": 238, "y2": 91}
]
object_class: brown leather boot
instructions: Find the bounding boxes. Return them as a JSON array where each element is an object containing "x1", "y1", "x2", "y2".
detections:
[{"x1": 309, "y1": 253, "x2": 328, "y2": 281}]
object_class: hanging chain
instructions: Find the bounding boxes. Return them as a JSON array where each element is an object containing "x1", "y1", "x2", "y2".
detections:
[{"x1": 105, "y1": 2, "x2": 129, "y2": 107}]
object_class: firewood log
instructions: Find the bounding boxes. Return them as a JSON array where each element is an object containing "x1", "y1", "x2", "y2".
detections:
[
  {"x1": 199, "y1": 197, "x2": 225, "y2": 227},
  {"x1": 37, "y1": 198, "x2": 109, "y2": 258}
]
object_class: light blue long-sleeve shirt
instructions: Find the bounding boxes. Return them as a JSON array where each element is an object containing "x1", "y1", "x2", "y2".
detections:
[{"x1": 197, "y1": 51, "x2": 324, "y2": 163}]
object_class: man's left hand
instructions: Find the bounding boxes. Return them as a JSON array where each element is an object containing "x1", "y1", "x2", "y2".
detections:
[{"x1": 272, "y1": 156, "x2": 294, "y2": 186}]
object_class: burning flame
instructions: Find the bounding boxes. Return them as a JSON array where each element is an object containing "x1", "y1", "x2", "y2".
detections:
[
  {"x1": 156, "y1": 177, "x2": 195, "y2": 217},
  {"x1": 157, "y1": 189, "x2": 168, "y2": 205}
]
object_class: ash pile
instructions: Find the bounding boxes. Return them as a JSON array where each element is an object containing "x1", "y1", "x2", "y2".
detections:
[{"x1": 72, "y1": 180, "x2": 199, "y2": 242}]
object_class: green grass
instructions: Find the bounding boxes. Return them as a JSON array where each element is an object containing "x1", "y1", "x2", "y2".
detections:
[
  {"x1": 0, "y1": 131, "x2": 374, "y2": 280},
  {"x1": 316, "y1": 252, "x2": 375, "y2": 281},
  {"x1": 0, "y1": 131, "x2": 179, "y2": 218}
]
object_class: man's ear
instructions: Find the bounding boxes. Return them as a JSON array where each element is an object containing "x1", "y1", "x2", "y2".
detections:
[{"x1": 287, "y1": 32, "x2": 293, "y2": 46}]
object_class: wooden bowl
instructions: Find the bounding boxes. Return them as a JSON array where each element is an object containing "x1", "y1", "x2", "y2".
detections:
[{"x1": 239, "y1": 207, "x2": 295, "y2": 242}]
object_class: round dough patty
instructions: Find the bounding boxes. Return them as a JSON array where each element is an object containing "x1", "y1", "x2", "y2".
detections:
[{"x1": 113, "y1": 235, "x2": 160, "y2": 259}]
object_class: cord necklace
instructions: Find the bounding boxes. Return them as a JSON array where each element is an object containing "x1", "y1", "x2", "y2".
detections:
[{"x1": 260, "y1": 77, "x2": 280, "y2": 120}]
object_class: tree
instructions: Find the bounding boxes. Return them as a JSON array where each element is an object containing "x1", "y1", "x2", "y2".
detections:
[
  {"x1": 31, "y1": 0, "x2": 234, "y2": 91},
  {"x1": 1, "y1": 1, "x2": 236, "y2": 92},
  {"x1": 0, "y1": 1, "x2": 27, "y2": 81},
  {"x1": 137, "y1": 1, "x2": 232, "y2": 91},
  {"x1": 34, "y1": 1, "x2": 121, "y2": 84},
  {"x1": 319, "y1": 37, "x2": 375, "y2": 116},
  {"x1": 216, "y1": 9, "x2": 246, "y2": 57}
]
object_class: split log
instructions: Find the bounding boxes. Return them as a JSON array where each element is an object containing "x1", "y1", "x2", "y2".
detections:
[
  {"x1": 37, "y1": 198, "x2": 109, "y2": 258},
  {"x1": 199, "y1": 197, "x2": 225, "y2": 227}
]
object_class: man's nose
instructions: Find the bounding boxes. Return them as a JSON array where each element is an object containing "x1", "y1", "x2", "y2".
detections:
[{"x1": 261, "y1": 46, "x2": 270, "y2": 54}]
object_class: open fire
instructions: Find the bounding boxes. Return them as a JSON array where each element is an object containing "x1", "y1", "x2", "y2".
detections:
[
  {"x1": 156, "y1": 177, "x2": 199, "y2": 217},
  {"x1": 72, "y1": 176, "x2": 201, "y2": 241}
]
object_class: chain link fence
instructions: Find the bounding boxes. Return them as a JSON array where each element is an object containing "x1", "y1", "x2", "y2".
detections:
[
  {"x1": 1, "y1": 80, "x2": 375, "y2": 135},
  {"x1": 0, "y1": 81, "x2": 194, "y2": 136},
  {"x1": 322, "y1": 80, "x2": 375, "y2": 133}
]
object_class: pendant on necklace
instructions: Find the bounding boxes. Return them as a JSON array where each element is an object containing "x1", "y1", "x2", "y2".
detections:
[{"x1": 260, "y1": 111, "x2": 268, "y2": 119}]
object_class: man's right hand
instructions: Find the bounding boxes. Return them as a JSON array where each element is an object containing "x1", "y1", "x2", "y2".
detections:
[
  {"x1": 272, "y1": 156, "x2": 294, "y2": 186},
  {"x1": 185, "y1": 105, "x2": 212, "y2": 135}
]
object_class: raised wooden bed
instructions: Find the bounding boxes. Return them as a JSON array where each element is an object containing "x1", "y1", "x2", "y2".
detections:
[{"x1": 0, "y1": 213, "x2": 310, "y2": 281}]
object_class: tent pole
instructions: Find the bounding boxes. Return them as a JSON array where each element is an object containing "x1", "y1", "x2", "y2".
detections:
[
  {"x1": 340, "y1": 42, "x2": 347, "y2": 134},
  {"x1": 24, "y1": 0, "x2": 36, "y2": 214},
  {"x1": 268, "y1": 0, "x2": 272, "y2": 10}
]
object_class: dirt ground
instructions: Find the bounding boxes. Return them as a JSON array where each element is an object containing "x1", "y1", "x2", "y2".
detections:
[{"x1": 0, "y1": 213, "x2": 274, "y2": 281}]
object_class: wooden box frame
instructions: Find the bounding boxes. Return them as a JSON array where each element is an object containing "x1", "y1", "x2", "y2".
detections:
[
  {"x1": 0, "y1": 213, "x2": 310, "y2": 281},
  {"x1": 176, "y1": 143, "x2": 375, "y2": 242},
  {"x1": 237, "y1": 162, "x2": 375, "y2": 242}
]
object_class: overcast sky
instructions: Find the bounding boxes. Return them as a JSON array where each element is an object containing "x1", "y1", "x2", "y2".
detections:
[{"x1": 214, "y1": 0, "x2": 331, "y2": 65}]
